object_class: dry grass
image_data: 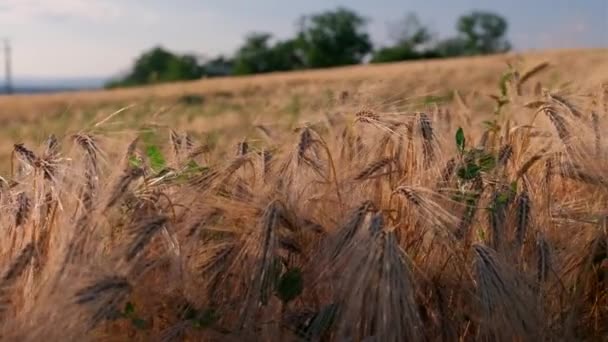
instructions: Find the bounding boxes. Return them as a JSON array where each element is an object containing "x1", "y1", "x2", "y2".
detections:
[{"x1": 0, "y1": 49, "x2": 606, "y2": 340}]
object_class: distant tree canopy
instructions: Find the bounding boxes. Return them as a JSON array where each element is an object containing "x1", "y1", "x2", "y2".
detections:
[
  {"x1": 371, "y1": 13, "x2": 438, "y2": 63},
  {"x1": 106, "y1": 8, "x2": 511, "y2": 88},
  {"x1": 233, "y1": 33, "x2": 303, "y2": 75},
  {"x1": 233, "y1": 33, "x2": 275, "y2": 75},
  {"x1": 296, "y1": 7, "x2": 373, "y2": 68},
  {"x1": 435, "y1": 11, "x2": 511, "y2": 58},
  {"x1": 457, "y1": 11, "x2": 510, "y2": 55},
  {"x1": 201, "y1": 55, "x2": 233, "y2": 77},
  {"x1": 372, "y1": 11, "x2": 511, "y2": 62},
  {"x1": 106, "y1": 47, "x2": 204, "y2": 88},
  {"x1": 232, "y1": 7, "x2": 372, "y2": 75}
]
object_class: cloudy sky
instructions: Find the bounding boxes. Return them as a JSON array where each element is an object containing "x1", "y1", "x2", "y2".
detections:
[{"x1": 0, "y1": 0, "x2": 606, "y2": 78}]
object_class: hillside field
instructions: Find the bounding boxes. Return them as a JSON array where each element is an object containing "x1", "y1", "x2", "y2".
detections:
[
  {"x1": 0, "y1": 48, "x2": 606, "y2": 340},
  {"x1": 0, "y1": 49, "x2": 605, "y2": 169}
]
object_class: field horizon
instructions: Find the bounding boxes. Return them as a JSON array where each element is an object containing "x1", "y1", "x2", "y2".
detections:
[{"x1": 1, "y1": 48, "x2": 605, "y2": 102}]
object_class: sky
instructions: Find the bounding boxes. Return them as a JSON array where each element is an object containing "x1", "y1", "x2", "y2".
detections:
[{"x1": 0, "y1": 0, "x2": 606, "y2": 79}]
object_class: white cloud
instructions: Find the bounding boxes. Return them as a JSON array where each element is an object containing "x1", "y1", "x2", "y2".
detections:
[{"x1": 0, "y1": 0, "x2": 126, "y2": 22}]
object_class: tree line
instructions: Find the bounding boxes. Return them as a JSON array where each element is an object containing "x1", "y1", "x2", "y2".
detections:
[{"x1": 106, "y1": 8, "x2": 510, "y2": 88}]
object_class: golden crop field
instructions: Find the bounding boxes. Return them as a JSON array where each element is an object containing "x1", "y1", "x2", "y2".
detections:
[
  {"x1": 0, "y1": 48, "x2": 607, "y2": 340},
  {"x1": 0, "y1": 48, "x2": 605, "y2": 166}
]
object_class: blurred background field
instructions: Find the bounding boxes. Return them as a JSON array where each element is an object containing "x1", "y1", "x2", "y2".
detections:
[{"x1": 0, "y1": 48, "x2": 606, "y2": 174}]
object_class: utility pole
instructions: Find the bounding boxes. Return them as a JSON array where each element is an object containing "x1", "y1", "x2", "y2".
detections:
[{"x1": 3, "y1": 39, "x2": 12, "y2": 94}]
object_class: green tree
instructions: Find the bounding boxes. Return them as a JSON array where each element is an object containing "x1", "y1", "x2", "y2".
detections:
[
  {"x1": 296, "y1": 7, "x2": 373, "y2": 68},
  {"x1": 434, "y1": 37, "x2": 469, "y2": 58},
  {"x1": 201, "y1": 55, "x2": 233, "y2": 77},
  {"x1": 268, "y1": 39, "x2": 305, "y2": 72},
  {"x1": 432, "y1": 11, "x2": 510, "y2": 58},
  {"x1": 106, "y1": 46, "x2": 204, "y2": 88},
  {"x1": 371, "y1": 13, "x2": 437, "y2": 63},
  {"x1": 233, "y1": 33, "x2": 274, "y2": 75},
  {"x1": 455, "y1": 11, "x2": 510, "y2": 55},
  {"x1": 233, "y1": 33, "x2": 303, "y2": 75}
]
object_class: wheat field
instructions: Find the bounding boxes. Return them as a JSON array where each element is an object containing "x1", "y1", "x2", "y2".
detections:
[{"x1": 0, "y1": 48, "x2": 606, "y2": 341}]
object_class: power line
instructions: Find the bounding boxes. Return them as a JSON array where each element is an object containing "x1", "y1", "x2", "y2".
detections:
[{"x1": 3, "y1": 39, "x2": 12, "y2": 95}]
